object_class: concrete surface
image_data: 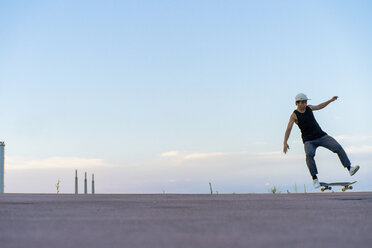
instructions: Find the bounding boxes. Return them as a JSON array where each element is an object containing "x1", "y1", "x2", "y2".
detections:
[{"x1": 1, "y1": 193, "x2": 372, "y2": 248}]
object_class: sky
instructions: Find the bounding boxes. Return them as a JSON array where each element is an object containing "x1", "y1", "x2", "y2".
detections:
[{"x1": 1, "y1": 0, "x2": 372, "y2": 194}]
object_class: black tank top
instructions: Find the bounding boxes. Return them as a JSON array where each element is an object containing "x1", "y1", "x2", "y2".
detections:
[{"x1": 294, "y1": 106, "x2": 327, "y2": 143}]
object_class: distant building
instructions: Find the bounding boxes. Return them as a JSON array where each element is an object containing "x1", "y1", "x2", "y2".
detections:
[{"x1": 0, "y1": 142, "x2": 5, "y2": 194}]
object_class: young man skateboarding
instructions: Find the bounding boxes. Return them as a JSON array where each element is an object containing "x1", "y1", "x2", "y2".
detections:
[{"x1": 283, "y1": 93, "x2": 360, "y2": 188}]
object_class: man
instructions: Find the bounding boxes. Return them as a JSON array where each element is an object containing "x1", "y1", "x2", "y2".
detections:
[{"x1": 283, "y1": 93, "x2": 360, "y2": 188}]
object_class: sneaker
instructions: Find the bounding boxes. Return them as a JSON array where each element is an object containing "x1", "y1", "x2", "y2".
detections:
[
  {"x1": 349, "y1": 165, "x2": 360, "y2": 176},
  {"x1": 313, "y1": 179, "x2": 320, "y2": 189}
]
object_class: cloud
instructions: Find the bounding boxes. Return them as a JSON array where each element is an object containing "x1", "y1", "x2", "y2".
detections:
[
  {"x1": 155, "y1": 150, "x2": 306, "y2": 182},
  {"x1": 331, "y1": 135, "x2": 372, "y2": 155},
  {"x1": 345, "y1": 146, "x2": 372, "y2": 154},
  {"x1": 184, "y1": 152, "x2": 231, "y2": 160},
  {"x1": 160, "y1": 151, "x2": 250, "y2": 162},
  {"x1": 335, "y1": 135, "x2": 372, "y2": 144},
  {"x1": 256, "y1": 151, "x2": 282, "y2": 156},
  {"x1": 6, "y1": 156, "x2": 115, "y2": 170},
  {"x1": 160, "y1": 151, "x2": 180, "y2": 157},
  {"x1": 7, "y1": 146, "x2": 371, "y2": 194}
]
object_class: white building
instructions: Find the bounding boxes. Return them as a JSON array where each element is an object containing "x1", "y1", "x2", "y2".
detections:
[{"x1": 0, "y1": 142, "x2": 5, "y2": 194}]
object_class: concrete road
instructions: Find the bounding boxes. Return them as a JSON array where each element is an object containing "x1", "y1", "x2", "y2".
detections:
[{"x1": 1, "y1": 193, "x2": 372, "y2": 248}]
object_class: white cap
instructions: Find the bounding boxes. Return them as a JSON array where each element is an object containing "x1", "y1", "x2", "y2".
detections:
[{"x1": 295, "y1": 93, "x2": 310, "y2": 102}]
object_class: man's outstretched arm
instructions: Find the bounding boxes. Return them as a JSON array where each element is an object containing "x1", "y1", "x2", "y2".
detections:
[
  {"x1": 283, "y1": 113, "x2": 296, "y2": 154},
  {"x1": 310, "y1": 96, "x2": 338, "y2": 111}
]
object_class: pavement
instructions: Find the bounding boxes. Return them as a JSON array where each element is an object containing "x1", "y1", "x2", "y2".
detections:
[{"x1": 1, "y1": 192, "x2": 372, "y2": 248}]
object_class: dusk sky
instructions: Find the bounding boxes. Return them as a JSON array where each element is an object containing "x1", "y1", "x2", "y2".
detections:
[{"x1": 1, "y1": 0, "x2": 372, "y2": 193}]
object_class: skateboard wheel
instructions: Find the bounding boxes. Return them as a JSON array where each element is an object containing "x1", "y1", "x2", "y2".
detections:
[
  {"x1": 329, "y1": 187, "x2": 332, "y2": 190},
  {"x1": 349, "y1": 186, "x2": 353, "y2": 190},
  {"x1": 342, "y1": 188, "x2": 346, "y2": 192},
  {"x1": 321, "y1": 188, "x2": 325, "y2": 192}
]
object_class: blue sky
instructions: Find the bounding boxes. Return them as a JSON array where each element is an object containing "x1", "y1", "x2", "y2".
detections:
[{"x1": 1, "y1": 0, "x2": 372, "y2": 193}]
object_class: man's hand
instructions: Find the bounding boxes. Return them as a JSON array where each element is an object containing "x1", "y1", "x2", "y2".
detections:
[
  {"x1": 283, "y1": 143, "x2": 290, "y2": 154},
  {"x1": 283, "y1": 113, "x2": 295, "y2": 154},
  {"x1": 331, "y1": 96, "x2": 338, "y2": 102}
]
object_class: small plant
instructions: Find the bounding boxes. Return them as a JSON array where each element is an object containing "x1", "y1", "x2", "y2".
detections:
[
  {"x1": 209, "y1": 182, "x2": 213, "y2": 195},
  {"x1": 269, "y1": 186, "x2": 281, "y2": 194},
  {"x1": 287, "y1": 190, "x2": 291, "y2": 194},
  {"x1": 56, "y1": 179, "x2": 61, "y2": 194}
]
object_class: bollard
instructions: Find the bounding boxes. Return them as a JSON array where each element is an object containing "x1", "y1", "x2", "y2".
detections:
[
  {"x1": 92, "y1": 174, "x2": 95, "y2": 194},
  {"x1": 84, "y1": 172, "x2": 88, "y2": 194},
  {"x1": 75, "y1": 170, "x2": 78, "y2": 194},
  {"x1": 0, "y1": 142, "x2": 5, "y2": 194}
]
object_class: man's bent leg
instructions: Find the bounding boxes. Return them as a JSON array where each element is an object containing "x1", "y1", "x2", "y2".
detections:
[
  {"x1": 304, "y1": 141, "x2": 318, "y2": 176},
  {"x1": 320, "y1": 135, "x2": 351, "y2": 168}
]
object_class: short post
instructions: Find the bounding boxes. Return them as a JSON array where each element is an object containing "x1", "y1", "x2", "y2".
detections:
[
  {"x1": 92, "y1": 174, "x2": 95, "y2": 194},
  {"x1": 84, "y1": 172, "x2": 88, "y2": 194},
  {"x1": 75, "y1": 170, "x2": 78, "y2": 194}
]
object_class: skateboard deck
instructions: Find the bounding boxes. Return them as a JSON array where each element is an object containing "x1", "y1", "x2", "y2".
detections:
[{"x1": 319, "y1": 181, "x2": 357, "y2": 192}]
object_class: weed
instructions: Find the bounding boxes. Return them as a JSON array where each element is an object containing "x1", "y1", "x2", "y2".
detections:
[
  {"x1": 269, "y1": 186, "x2": 281, "y2": 194},
  {"x1": 56, "y1": 179, "x2": 61, "y2": 194}
]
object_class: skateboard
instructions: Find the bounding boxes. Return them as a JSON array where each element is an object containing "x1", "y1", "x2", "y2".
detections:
[{"x1": 320, "y1": 181, "x2": 357, "y2": 192}]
